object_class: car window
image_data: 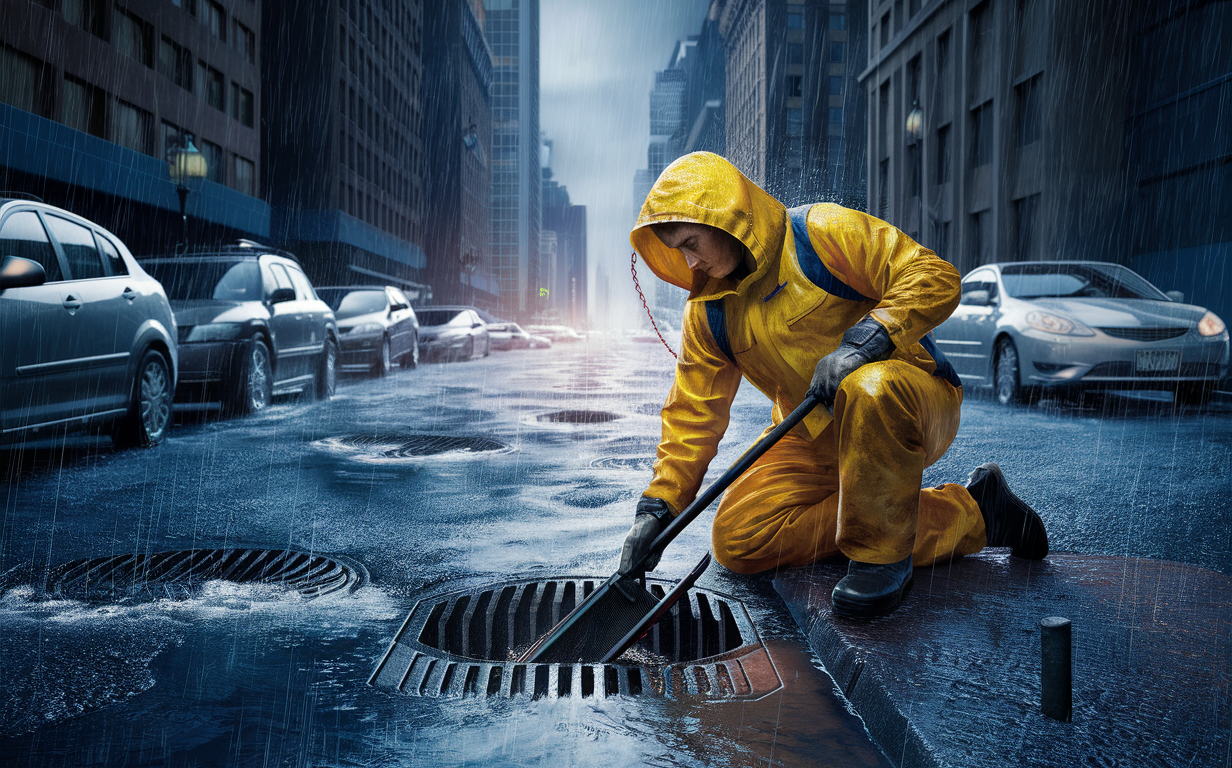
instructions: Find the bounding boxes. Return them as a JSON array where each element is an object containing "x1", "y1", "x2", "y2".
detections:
[
  {"x1": 142, "y1": 260, "x2": 261, "y2": 301},
  {"x1": 45, "y1": 215, "x2": 106, "y2": 280},
  {"x1": 95, "y1": 233, "x2": 128, "y2": 276},
  {"x1": 962, "y1": 270, "x2": 998, "y2": 299},
  {"x1": 269, "y1": 263, "x2": 294, "y2": 292},
  {"x1": 285, "y1": 265, "x2": 317, "y2": 301},
  {"x1": 416, "y1": 309, "x2": 460, "y2": 326},
  {"x1": 389, "y1": 288, "x2": 408, "y2": 308},
  {"x1": 0, "y1": 210, "x2": 62, "y2": 281},
  {"x1": 333, "y1": 290, "x2": 387, "y2": 318},
  {"x1": 1001, "y1": 263, "x2": 1167, "y2": 300}
]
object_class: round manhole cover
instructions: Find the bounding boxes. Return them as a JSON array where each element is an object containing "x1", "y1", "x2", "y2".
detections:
[
  {"x1": 314, "y1": 433, "x2": 514, "y2": 462},
  {"x1": 44, "y1": 548, "x2": 367, "y2": 603},
  {"x1": 369, "y1": 577, "x2": 780, "y2": 701},
  {"x1": 590, "y1": 456, "x2": 655, "y2": 471},
  {"x1": 535, "y1": 410, "x2": 621, "y2": 425}
]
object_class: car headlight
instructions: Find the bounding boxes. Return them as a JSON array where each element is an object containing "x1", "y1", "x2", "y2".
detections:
[
  {"x1": 1198, "y1": 311, "x2": 1226, "y2": 337},
  {"x1": 1026, "y1": 311, "x2": 1094, "y2": 336},
  {"x1": 184, "y1": 322, "x2": 245, "y2": 342},
  {"x1": 348, "y1": 322, "x2": 384, "y2": 335}
]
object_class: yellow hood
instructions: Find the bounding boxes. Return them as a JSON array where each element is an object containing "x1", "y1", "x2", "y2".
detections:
[{"x1": 631, "y1": 152, "x2": 786, "y2": 295}]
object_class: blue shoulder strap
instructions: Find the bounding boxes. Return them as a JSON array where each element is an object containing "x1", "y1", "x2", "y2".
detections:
[{"x1": 705, "y1": 299, "x2": 734, "y2": 364}]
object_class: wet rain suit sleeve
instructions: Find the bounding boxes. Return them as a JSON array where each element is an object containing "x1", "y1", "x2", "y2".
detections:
[
  {"x1": 807, "y1": 206, "x2": 961, "y2": 350},
  {"x1": 644, "y1": 302, "x2": 743, "y2": 515}
]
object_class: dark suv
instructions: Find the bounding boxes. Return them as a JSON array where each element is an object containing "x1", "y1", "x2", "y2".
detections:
[{"x1": 140, "y1": 243, "x2": 338, "y2": 414}]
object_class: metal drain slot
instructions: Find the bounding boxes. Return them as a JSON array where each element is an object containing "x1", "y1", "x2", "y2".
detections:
[
  {"x1": 43, "y1": 548, "x2": 366, "y2": 603},
  {"x1": 370, "y1": 576, "x2": 780, "y2": 701}
]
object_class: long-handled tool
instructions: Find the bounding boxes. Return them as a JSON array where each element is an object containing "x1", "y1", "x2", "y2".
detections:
[{"x1": 517, "y1": 394, "x2": 821, "y2": 664}]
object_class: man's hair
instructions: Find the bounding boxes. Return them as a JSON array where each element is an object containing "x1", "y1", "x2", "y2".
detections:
[{"x1": 649, "y1": 221, "x2": 691, "y2": 243}]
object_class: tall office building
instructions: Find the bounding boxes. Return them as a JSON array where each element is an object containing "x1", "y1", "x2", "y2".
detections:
[
  {"x1": 262, "y1": 0, "x2": 428, "y2": 297},
  {"x1": 719, "y1": 0, "x2": 867, "y2": 206},
  {"x1": 484, "y1": 0, "x2": 540, "y2": 317},
  {"x1": 0, "y1": 0, "x2": 268, "y2": 251},
  {"x1": 541, "y1": 151, "x2": 587, "y2": 327}
]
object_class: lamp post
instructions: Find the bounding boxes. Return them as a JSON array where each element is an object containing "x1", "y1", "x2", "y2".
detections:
[
  {"x1": 167, "y1": 134, "x2": 207, "y2": 248},
  {"x1": 905, "y1": 101, "x2": 925, "y2": 241}
]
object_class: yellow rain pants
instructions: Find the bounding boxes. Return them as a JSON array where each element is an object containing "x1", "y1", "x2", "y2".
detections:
[{"x1": 711, "y1": 360, "x2": 987, "y2": 573}]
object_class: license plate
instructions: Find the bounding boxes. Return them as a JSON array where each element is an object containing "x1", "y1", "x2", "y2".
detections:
[{"x1": 1136, "y1": 350, "x2": 1180, "y2": 372}]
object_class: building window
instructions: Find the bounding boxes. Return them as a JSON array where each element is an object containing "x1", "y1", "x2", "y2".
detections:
[
  {"x1": 880, "y1": 12, "x2": 890, "y2": 48},
  {"x1": 199, "y1": 62, "x2": 224, "y2": 110},
  {"x1": 829, "y1": 107, "x2": 843, "y2": 126},
  {"x1": 787, "y1": 75, "x2": 803, "y2": 97},
  {"x1": 830, "y1": 42, "x2": 844, "y2": 62},
  {"x1": 787, "y1": 11, "x2": 803, "y2": 29},
  {"x1": 200, "y1": 138, "x2": 224, "y2": 183},
  {"x1": 233, "y1": 155, "x2": 255, "y2": 195},
  {"x1": 936, "y1": 28, "x2": 951, "y2": 103},
  {"x1": 206, "y1": 1, "x2": 226, "y2": 42},
  {"x1": 909, "y1": 0, "x2": 921, "y2": 17},
  {"x1": 230, "y1": 83, "x2": 253, "y2": 127},
  {"x1": 110, "y1": 99, "x2": 152, "y2": 154},
  {"x1": 113, "y1": 7, "x2": 153, "y2": 67},
  {"x1": 787, "y1": 107, "x2": 803, "y2": 136},
  {"x1": 158, "y1": 36, "x2": 193, "y2": 91},
  {"x1": 787, "y1": 43, "x2": 804, "y2": 65},
  {"x1": 936, "y1": 123, "x2": 952, "y2": 183},
  {"x1": 829, "y1": 76, "x2": 843, "y2": 96},
  {"x1": 970, "y1": 100, "x2": 992, "y2": 167},
  {"x1": 829, "y1": 12, "x2": 845, "y2": 30},
  {"x1": 1015, "y1": 194, "x2": 1039, "y2": 259},
  {"x1": 0, "y1": 45, "x2": 53, "y2": 118},
  {"x1": 878, "y1": 158, "x2": 890, "y2": 217},
  {"x1": 160, "y1": 120, "x2": 181, "y2": 158},
  {"x1": 932, "y1": 220, "x2": 951, "y2": 261},
  {"x1": 970, "y1": 210, "x2": 990, "y2": 265},
  {"x1": 62, "y1": 0, "x2": 107, "y2": 39},
  {"x1": 234, "y1": 21, "x2": 255, "y2": 64},
  {"x1": 908, "y1": 54, "x2": 921, "y2": 105},
  {"x1": 1016, "y1": 73, "x2": 1041, "y2": 147},
  {"x1": 62, "y1": 75, "x2": 106, "y2": 136}
]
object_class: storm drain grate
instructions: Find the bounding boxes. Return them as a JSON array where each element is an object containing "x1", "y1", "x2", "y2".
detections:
[
  {"x1": 314, "y1": 433, "x2": 512, "y2": 460},
  {"x1": 590, "y1": 456, "x2": 656, "y2": 472},
  {"x1": 536, "y1": 410, "x2": 621, "y2": 424},
  {"x1": 44, "y1": 548, "x2": 367, "y2": 603},
  {"x1": 369, "y1": 577, "x2": 781, "y2": 701}
]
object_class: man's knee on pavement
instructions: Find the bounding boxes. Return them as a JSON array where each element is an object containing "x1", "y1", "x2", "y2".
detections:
[{"x1": 712, "y1": 508, "x2": 773, "y2": 575}]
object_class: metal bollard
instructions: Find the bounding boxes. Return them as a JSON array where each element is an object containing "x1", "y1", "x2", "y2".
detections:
[{"x1": 1040, "y1": 616, "x2": 1072, "y2": 722}]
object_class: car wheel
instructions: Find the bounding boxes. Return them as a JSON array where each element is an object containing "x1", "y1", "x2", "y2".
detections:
[
  {"x1": 994, "y1": 337, "x2": 1037, "y2": 405},
  {"x1": 112, "y1": 349, "x2": 173, "y2": 448},
  {"x1": 315, "y1": 337, "x2": 337, "y2": 399},
  {"x1": 461, "y1": 338, "x2": 474, "y2": 362},
  {"x1": 403, "y1": 333, "x2": 419, "y2": 369},
  {"x1": 482, "y1": 338, "x2": 490, "y2": 357},
  {"x1": 228, "y1": 339, "x2": 273, "y2": 416},
  {"x1": 373, "y1": 336, "x2": 391, "y2": 377},
  {"x1": 1177, "y1": 382, "x2": 1214, "y2": 407}
]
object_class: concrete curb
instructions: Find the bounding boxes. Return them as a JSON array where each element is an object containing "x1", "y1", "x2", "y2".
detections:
[{"x1": 774, "y1": 552, "x2": 1232, "y2": 768}]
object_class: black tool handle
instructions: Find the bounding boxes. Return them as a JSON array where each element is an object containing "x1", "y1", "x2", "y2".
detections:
[{"x1": 631, "y1": 394, "x2": 822, "y2": 572}]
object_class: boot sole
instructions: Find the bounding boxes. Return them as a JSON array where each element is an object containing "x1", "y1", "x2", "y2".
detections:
[{"x1": 831, "y1": 574, "x2": 913, "y2": 619}]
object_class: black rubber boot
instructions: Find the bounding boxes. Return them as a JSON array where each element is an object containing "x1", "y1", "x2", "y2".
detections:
[
  {"x1": 831, "y1": 555, "x2": 914, "y2": 619},
  {"x1": 965, "y1": 462, "x2": 1049, "y2": 559}
]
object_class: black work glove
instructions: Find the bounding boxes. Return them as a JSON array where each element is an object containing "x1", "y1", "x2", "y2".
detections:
[
  {"x1": 619, "y1": 497, "x2": 674, "y2": 575},
  {"x1": 808, "y1": 315, "x2": 895, "y2": 412}
]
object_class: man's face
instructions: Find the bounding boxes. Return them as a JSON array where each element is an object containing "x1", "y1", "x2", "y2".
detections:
[{"x1": 653, "y1": 223, "x2": 744, "y2": 280}]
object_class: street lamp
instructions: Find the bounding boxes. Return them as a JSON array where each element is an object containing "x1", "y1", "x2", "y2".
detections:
[
  {"x1": 905, "y1": 101, "x2": 925, "y2": 240},
  {"x1": 459, "y1": 248, "x2": 478, "y2": 304},
  {"x1": 167, "y1": 134, "x2": 207, "y2": 248}
]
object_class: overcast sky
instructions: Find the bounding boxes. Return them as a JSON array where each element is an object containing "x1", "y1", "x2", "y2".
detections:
[{"x1": 540, "y1": 0, "x2": 711, "y2": 329}]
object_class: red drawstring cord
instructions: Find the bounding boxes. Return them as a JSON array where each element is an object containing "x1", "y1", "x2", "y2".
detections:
[{"x1": 631, "y1": 252, "x2": 677, "y2": 359}]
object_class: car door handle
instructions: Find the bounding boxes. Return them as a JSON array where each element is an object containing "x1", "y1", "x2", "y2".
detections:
[
  {"x1": 122, "y1": 287, "x2": 137, "y2": 302},
  {"x1": 62, "y1": 296, "x2": 81, "y2": 310}
]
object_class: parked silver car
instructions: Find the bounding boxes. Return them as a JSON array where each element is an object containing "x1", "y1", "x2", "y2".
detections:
[
  {"x1": 0, "y1": 198, "x2": 177, "y2": 446},
  {"x1": 933, "y1": 261, "x2": 1229, "y2": 406},
  {"x1": 416, "y1": 307, "x2": 490, "y2": 361},
  {"x1": 487, "y1": 322, "x2": 551, "y2": 351},
  {"x1": 316, "y1": 286, "x2": 419, "y2": 375}
]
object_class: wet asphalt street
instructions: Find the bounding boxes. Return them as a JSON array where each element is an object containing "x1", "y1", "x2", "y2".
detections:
[{"x1": 0, "y1": 336, "x2": 1228, "y2": 767}]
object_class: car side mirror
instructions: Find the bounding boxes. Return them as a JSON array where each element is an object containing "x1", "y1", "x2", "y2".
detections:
[
  {"x1": 1, "y1": 256, "x2": 46, "y2": 290},
  {"x1": 472, "y1": 322, "x2": 483, "y2": 329},
  {"x1": 961, "y1": 289, "x2": 991, "y2": 306},
  {"x1": 268, "y1": 287, "x2": 296, "y2": 304},
  {"x1": 1165, "y1": 290, "x2": 1184, "y2": 303}
]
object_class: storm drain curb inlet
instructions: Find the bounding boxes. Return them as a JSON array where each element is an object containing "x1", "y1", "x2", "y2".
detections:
[{"x1": 369, "y1": 577, "x2": 781, "y2": 701}]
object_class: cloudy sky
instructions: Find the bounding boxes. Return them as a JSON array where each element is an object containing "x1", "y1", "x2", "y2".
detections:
[{"x1": 540, "y1": 0, "x2": 711, "y2": 329}]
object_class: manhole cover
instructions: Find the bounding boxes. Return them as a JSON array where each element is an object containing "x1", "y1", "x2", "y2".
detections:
[
  {"x1": 370, "y1": 577, "x2": 780, "y2": 701},
  {"x1": 314, "y1": 433, "x2": 513, "y2": 462},
  {"x1": 535, "y1": 410, "x2": 621, "y2": 424},
  {"x1": 590, "y1": 456, "x2": 655, "y2": 471},
  {"x1": 43, "y1": 548, "x2": 367, "y2": 603}
]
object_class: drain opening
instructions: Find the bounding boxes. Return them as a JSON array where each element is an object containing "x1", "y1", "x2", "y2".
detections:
[
  {"x1": 43, "y1": 548, "x2": 367, "y2": 602},
  {"x1": 536, "y1": 410, "x2": 621, "y2": 424},
  {"x1": 316, "y1": 433, "x2": 511, "y2": 459},
  {"x1": 370, "y1": 577, "x2": 780, "y2": 700}
]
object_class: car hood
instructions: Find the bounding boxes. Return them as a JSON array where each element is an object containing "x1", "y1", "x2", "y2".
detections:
[
  {"x1": 337, "y1": 310, "x2": 388, "y2": 330},
  {"x1": 1021, "y1": 297, "x2": 1208, "y2": 327},
  {"x1": 169, "y1": 300, "x2": 267, "y2": 326}
]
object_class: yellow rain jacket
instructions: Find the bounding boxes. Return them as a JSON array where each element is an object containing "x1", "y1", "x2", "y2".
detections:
[{"x1": 631, "y1": 152, "x2": 964, "y2": 524}]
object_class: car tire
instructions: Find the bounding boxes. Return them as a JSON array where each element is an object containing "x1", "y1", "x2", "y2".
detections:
[
  {"x1": 994, "y1": 337, "x2": 1038, "y2": 405},
  {"x1": 112, "y1": 348, "x2": 173, "y2": 448},
  {"x1": 227, "y1": 338, "x2": 273, "y2": 416},
  {"x1": 373, "y1": 336, "x2": 391, "y2": 377},
  {"x1": 482, "y1": 338, "x2": 490, "y2": 357},
  {"x1": 461, "y1": 338, "x2": 474, "y2": 362},
  {"x1": 1177, "y1": 382, "x2": 1214, "y2": 408},
  {"x1": 315, "y1": 336, "x2": 337, "y2": 400},
  {"x1": 402, "y1": 333, "x2": 419, "y2": 369}
]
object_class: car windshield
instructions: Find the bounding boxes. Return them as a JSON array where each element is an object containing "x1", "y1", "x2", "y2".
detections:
[
  {"x1": 1000, "y1": 263, "x2": 1167, "y2": 301},
  {"x1": 318, "y1": 289, "x2": 386, "y2": 318},
  {"x1": 143, "y1": 259, "x2": 262, "y2": 301},
  {"x1": 418, "y1": 309, "x2": 465, "y2": 326}
]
